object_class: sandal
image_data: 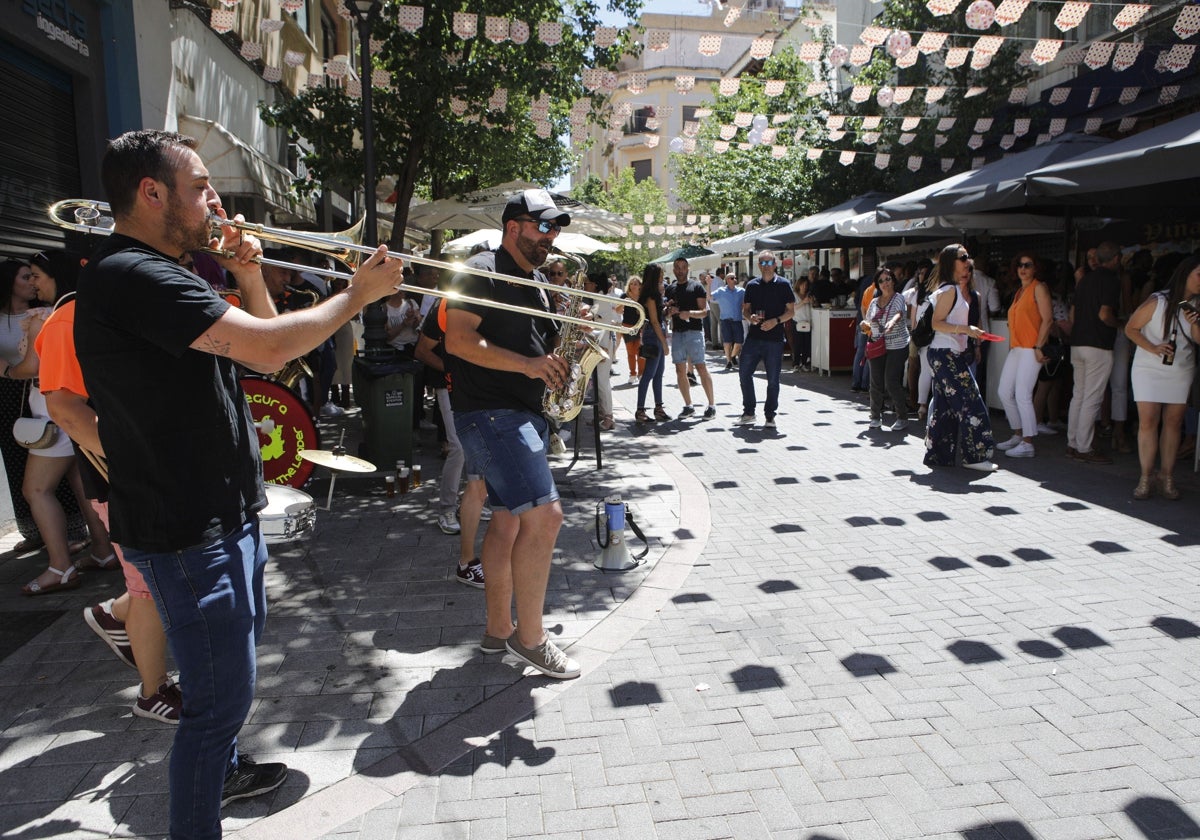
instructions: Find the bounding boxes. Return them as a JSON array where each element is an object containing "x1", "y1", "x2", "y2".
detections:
[
  {"x1": 68, "y1": 539, "x2": 91, "y2": 556},
  {"x1": 77, "y1": 552, "x2": 120, "y2": 571},
  {"x1": 1160, "y1": 475, "x2": 1180, "y2": 501},
  {"x1": 1133, "y1": 475, "x2": 1153, "y2": 500},
  {"x1": 653, "y1": 406, "x2": 670, "y2": 422},
  {"x1": 634, "y1": 409, "x2": 649, "y2": 423},
  {"x1": 10, "y1": 536, "x2": 45, "y2": 554},
  {"x1": 21, "y1": 564, "x2": 81, "y2": 597}
]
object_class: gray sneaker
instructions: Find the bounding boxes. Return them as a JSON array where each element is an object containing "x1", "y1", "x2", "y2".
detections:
[
  {"x1": 480, "y1": 622, "x2": 515, "y2": 654},
  {"x1": 505, "y1": 635, "x2": 581, "y2": 679}
]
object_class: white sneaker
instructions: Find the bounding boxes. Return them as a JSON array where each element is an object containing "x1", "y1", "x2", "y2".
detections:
[
  {"x1": 868, "y1": 418, "x2": 882, "y2": 429},
  {"x1": 1005, "y1": 441, "x2": 1035, "y2": 458},
  {"x1": 735, "y1": 414, "x2": 755, "y2": 425},
  {"x1": 890, "y1": 419, "x2": 910, "y2": 432},
  {"x1": 996, "y1": 434, "x2": 1024, "y2": 451},
  {"x1": 962, "y1": 460, "x2": 998, "y2": 472},
  {"x1": 1036, "y1": 423, "x2": 1058, "y2": 435},
  {"x1": 438, "y1": 512, "x2": 461, "y2": 535}
]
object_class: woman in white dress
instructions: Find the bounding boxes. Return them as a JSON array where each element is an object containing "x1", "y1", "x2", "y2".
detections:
[{"x1": 1125, "y1": 255, "x2": 1200, "y2": 500}]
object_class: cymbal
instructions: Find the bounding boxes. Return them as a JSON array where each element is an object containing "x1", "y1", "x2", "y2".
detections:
[{"x1": 299, "y1": 449, "x2": 377, "y2": 473}]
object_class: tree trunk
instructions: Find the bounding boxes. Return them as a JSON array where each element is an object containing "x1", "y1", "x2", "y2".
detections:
[{"x1": 386, "y1": 133, "x2": 426, "y2": 251}]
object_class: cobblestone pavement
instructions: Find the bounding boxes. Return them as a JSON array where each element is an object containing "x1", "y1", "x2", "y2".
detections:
[{"x1": 1, "y1": 354, "x2": 1198, "y2": 839}]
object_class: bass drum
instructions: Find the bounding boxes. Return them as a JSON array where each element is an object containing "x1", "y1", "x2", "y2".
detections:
[{"x1": 240, "y1": 377, "x2": 320, "y2": 488}]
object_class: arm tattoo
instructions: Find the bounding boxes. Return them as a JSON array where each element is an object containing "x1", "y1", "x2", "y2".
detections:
[{"x1": 199, "y1": 333, "x2": 233, "y2": 357}]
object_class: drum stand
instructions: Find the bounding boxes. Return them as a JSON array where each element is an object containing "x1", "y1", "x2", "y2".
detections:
[{"x1": 299, "y1": 431, "x2": 377, "y2": 511}]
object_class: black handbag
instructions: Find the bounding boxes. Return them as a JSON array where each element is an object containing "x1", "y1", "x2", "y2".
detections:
[{"x1": 637, "y1": 343, "x2": 660, "y2": 359}]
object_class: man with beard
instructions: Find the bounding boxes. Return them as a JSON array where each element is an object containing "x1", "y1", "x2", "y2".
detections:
[
  {"x1": 665, "y1": 257, "x2": 716, "y2": 419},
  {"x1": 444, "y1": 189, "x2": 581, "y2": 680},
  {"x1": 74, "y1": 130, "x2": 403, "y2": 839}
]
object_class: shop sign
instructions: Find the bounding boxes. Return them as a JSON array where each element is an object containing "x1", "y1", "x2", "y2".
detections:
[{"x1": 22, "y1": 0, "x2": 91, "y2": 58}]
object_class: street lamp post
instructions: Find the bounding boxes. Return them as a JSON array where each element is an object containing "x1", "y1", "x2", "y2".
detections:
[{"x1": 345, "y1": 0, "x2": 390, "y2": 361}]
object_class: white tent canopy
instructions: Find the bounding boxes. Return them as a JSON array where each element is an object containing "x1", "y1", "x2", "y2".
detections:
[{"x1": 406, "y1": 181, "x2": 628, "y2": 237}]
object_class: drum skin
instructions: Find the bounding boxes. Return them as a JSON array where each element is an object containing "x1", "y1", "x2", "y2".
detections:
[
  {"x1": 260, "y1": 484, "x2": 316, "y2": 543},
  {"x1": 240, "y1": 377, "x2": 320, "y2": 487}
]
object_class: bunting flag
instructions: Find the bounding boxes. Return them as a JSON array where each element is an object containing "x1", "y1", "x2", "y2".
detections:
[
  {"x1": 723, "y1": 6, "x2": 741, "y2": 26},
  {"x1": 926, "y1": 0, "x2": 961, "y2": 16},
  {"x1": 798, "y1": 41, "x2": 823, "y2": 62},
  {"x1": 1113, "y1": 4, "x2": 1150, "y2": 32},
  {"x1": 925, "y1": 86, "x2": 947, "y2": 103},
  {"x1": 934, "y1": 134, "x2": 948, "y2": 147},
  {"x1": 975, "y1": 35, "x2": 1005, "y2": 54},
  {"x1": 1160, "y1": 85, "x2": 1181, "y2": 104},
  {"x1": 907, "y1": 155, "x2": 922, "y2": 171},
  {"x1": 994, "y1": 0, "x2": 1029, "y2": 27},
  {"x1": 581, "y1": 68, "x2": 603, "y2": 90},
  {"x1": 860, "y1": 26, "x2": 889, "y2": 47},
  {"x1": 941, "y1": 158, "x2": 954, "y2": 172},
  {"x1": 1162, "y1": 43, "x2": 1196, "y2": 72},
  {"x1": 1000, "y1": 133, "x2": 1016, "y2": 149},
  {"x1": 712, "y1": 140, "x2": 727, "y2": 153},
  {"x1": 595, "y1": 26, "x2": 618, "y2": 48},
  {"x1": 306, "y1": 72, "x2": 324, "y2": 89},
  {"x1": 1031, "y1": 39, "x2": 1062, "y2": 65},
  {"x1": 893, "y1": 86, "x2": 915, "y2": 104},
  {"x1": 971, "y1": 156, "x2": 985, "y2": 169},
  {"x1": 262, "y1": 65, "x2": 282, "y2": 83},
  {"x1": 371, "y1": 68, "x2": 390, "y2": 87},
  {"x1": 325, "y1": 55, "x2": 350, "y2": 78},
  {"x1": 646, "y1": 29, "x2": 670, "y2": 51},
  {"x1": 1112, "y1": 42, "x2": 1142, "y2": 71},
  {"x1": 1174, "y1": 6, "x2": 1200, "y2": 40},
  {"x1": 280, "y1": 0, "x2": 303, "y2": 10},
  {"x1": 1118, "y1": 86, "x2": 1140, "y2": 105},
  {"x1": 510, "y1": 20, "x2": 529, "y2": 43},
  {"x1": 260, "y1": 18, "x2": 284, "y2": 32},
  {"x1": 828, "y1": 129, "x2": 846, "y2": 141},
  {"x1": 974, "y1": 117, "x2": 993, "y2": 132},
  {"x1": 807, "y1": 148, "x2": 823, "y2": 161},
  {"x1": 916, "y1": 32, "x2": 947, "y2": 53},
  {"x1": 484, "y1": 16, "x2": 508, "y2": 43},
  {"x1": 896, "y1": 48, "x2": 920, "y2": 68},
  {"x1": 734, "y1": 111, "x2": 753, "y2": 127},
  {"x1": 396, "y1": 5, "x2": 423, "y2": 32},
  {"x1": 967, "y1": 134, "x2": 983, "y2": 149},
  {"x1": 719, "y1": 78, "x2": 740, "y2": 96},
  {"x1": 1049, "y1": 87, "x2": 1070, "y2": 105},
  {"x1": 901, "y1": 116, "x2": 921, "y2": 131},
  {"x1": 210, "y1": 9, "x2": 235, "y2": 33},
  {"x1": 627, "y1": 72, "x2": 647, "y2": 94},
  {"x1": 284, "y1": 49, "x2": 304, "y2": 66},
  {"x1": 937, "y1": 117, "x2": 956, "y2": 131},
  {"x1": 764, "y1": 80, "x2": 786, "y2": 97},
  {"x1": 861, "y1": 132, "x2": 880, "y2": 146},
  {"x1": 875, "y1": 153, "x2": 890, "y2": 170},
  {"x1": 1088, "y1": 86, "x2": 1100, "y2": 108},
  {"x1": 346, "y1": 78, "x2": 361, "y2": 98},
  {"x1": 240, "y1": 41, "x2": 263, "y2": 61},
  {"x1": 760, "y1": 128, "x2": 777, "y2": 144},
  {"x1": 1013, "y1": 117, "x2": 1030, "y2": 136},
  {"x1": 1008, "y1": 87, "x2": 1027, "y2": 104},
  {"x1": 539, "y1": 21, "x2": 563, "y2": 45},
  {"x1": 772, "y1": 114, "x2": 793, "y2": 125},
  {"x1": 839, "y1": 151, "x2": 856, "y2": 166},
  {"x1": 862, "y1": 116, "x2": 882, "y2": 130},
  {"x1": 1048, "y1": 117, "x2": 1066, "y2": 135},
  {"x1": 970, "y1": 50, "x2": 994, "y2": 70},
  {"x1": 1054, "y1": 2, "x2": 1090, "y2": 32},
  {"x1": 945, "y1": 47, "x2": 969, "y2": 68},
  {"x1": 452, "y1": 12, "x2": 476, "y2": 39},
  {"x1": 750, "y1": 37, "x2": 775, "y2": 59},
  {"x1": 771, "y1": 145, "x2": 787, "y2": 159},
  {"x1": 675, "y1": 75, "x2": 695, "y2": 93},
  {"x1": 698, "y1": 34, "x2": 722, "y2": 56},
  {"x1": 899, "y1": 132, "x2": 916, "y2": 145},
  {"x1": 719, "y1": 124, "x2": 737, "y2": 140},
  {"x1": 1084, "y1": 41, "x2": 1114, "y2": 69},
  {"x1": 487, "y1": 89, "x2": 507, "y2": 111},
  {"x1": 1119, "y1": 116, "x2": 1137, "y2": 132},
  {"x1": 850, "y1": 85, "x2": 871, "y2": 103},
  {"x1": 965, "y1": 86, "x2": 987, "y2": 97}
]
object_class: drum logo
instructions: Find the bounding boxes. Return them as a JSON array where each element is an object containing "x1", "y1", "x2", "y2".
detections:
[{"x1": 242, "y1": 379, "x2": 319, "y2": 487}]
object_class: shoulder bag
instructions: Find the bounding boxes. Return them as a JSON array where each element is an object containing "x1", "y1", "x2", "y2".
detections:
[{"x1": 13, "y1": 381, "x2": 59, "y2": 450}]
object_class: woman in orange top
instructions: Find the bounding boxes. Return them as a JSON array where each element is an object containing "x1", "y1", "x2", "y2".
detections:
[{"x1": 996, "y1": 253, "x2": 1053, "y2": 459}]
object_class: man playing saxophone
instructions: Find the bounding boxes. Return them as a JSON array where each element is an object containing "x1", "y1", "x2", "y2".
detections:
[{"x1": 444, "y1": 189, "x2": 581, "y2": 679}]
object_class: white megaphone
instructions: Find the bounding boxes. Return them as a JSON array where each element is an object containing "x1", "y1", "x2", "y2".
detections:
[{"x1": 595, "y1": 495, "x2": 646, "y2": 571}]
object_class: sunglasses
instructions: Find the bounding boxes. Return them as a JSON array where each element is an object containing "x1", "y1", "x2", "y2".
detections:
[
  {"x1": 759, "y1": 259, "x2": 775, "y2": 266},
  {"x1": 956, "y1": 254, "x2": 971, "y2": 262},
  {"x1": 515, "y1": 217, "x2": 562, "y2": 235},
  {"x1": 1017, "y1": 261, "x2": 1035, "y2": 269}
]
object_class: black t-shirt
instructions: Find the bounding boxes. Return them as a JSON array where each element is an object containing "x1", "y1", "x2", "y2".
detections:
[
  {"x1": 1072, "y1": 267, "x2": 1121, "y2": 350},
  {"x1": 419, "y1": 301, "x2": 450, "y2": 389},
  {"x1": 446, "y1": 247, "x2": 559, "y2": 415},
  {"x1": 743, "y1": 277, "x2": 794, "y2": 342},
  {"x1": 812, "y1": 278, "x2": 834, "y2": 304},
  {"x1": 75, "y1": 234, "x2": 265, "y2": 552},
  {"x1": 665, "y1": 280, "x2": 706, "y2": 331}
]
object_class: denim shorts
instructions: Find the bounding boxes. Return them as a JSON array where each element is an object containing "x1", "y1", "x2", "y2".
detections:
[
  {"x1": 455, "y1": 409, "x2": 559, "y2": 514},
  {"x1": 671, "y1": 330, "x2": 707, "y2": 365}
]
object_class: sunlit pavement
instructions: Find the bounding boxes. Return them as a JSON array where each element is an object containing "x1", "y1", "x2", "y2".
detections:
[{"x1": 2, "y1": 351, "x2": 1198, "y2": 839}]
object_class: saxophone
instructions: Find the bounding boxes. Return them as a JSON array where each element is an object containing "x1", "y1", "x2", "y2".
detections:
[{"x1": 543, "y1": 261, "x2": 609, "y2": 423}]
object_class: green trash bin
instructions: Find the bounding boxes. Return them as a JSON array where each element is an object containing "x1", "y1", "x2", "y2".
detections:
[{"x1": 352, "y1": 357, "x2": 419, "y2": 468}]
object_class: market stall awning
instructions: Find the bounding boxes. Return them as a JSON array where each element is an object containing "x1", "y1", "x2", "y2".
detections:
[
  {"x1": 755, "y1": 192, "x2": 894, "y2": 250},
  {"x1": 1025, "y1": 111, "x2": 1200, "y2": 212},
  {"x1": 179, "y1": 115, "x2": 315, "y2": 225},
  {"x1": 835, "y1": 210, "x2": 1065, "y2": 239},
  {"x1": 407, "y1": 181, "x2": 628, "y2": 237},
  {"x1": 876, "y1": 133, "x2": 1110, "y2": 222}
]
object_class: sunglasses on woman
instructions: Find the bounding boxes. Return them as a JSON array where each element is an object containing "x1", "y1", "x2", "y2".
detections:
[{"x1": 1017, "y1": 261, "x2": 1035, "y2": 269}]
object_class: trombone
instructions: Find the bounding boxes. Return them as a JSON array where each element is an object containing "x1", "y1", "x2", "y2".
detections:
[{"x1": 49, "y1": 199, "x2": 645, "y2": 336}]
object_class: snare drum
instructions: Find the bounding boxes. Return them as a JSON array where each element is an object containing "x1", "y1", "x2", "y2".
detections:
[{"x1": 260, "y1": 484, "x2": 316, "y2": 544}]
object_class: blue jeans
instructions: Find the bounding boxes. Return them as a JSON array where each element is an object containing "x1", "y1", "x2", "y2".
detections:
[
  {"x1": 124, "y1": 519, "x2": 268, "y2": 840},
  {"x1": 636, "y1": 338, "x2": 665, "y2": 411},
  {"x1": 455, "y1": 409, "x2": 559, "y2": 514},
  {"x1": 852, "y1": 328, "x2": 871, "y2": 389},
  {"x1": 739, "y1": 337, "x2": 784, "y2": 419}
]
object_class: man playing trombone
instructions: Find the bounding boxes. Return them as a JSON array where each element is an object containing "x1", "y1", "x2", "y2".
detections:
[
  {"x1": 73, "y1": 129, "x2": 403, "y2": 839},
  {"x1": 445, "y1": 189, "x2": 581, "y2": 680}
]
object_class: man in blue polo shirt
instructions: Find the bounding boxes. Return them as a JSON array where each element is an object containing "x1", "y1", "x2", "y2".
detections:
[{"x1": 737, "y1": 250, "x2": 795, "y2": 429}]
